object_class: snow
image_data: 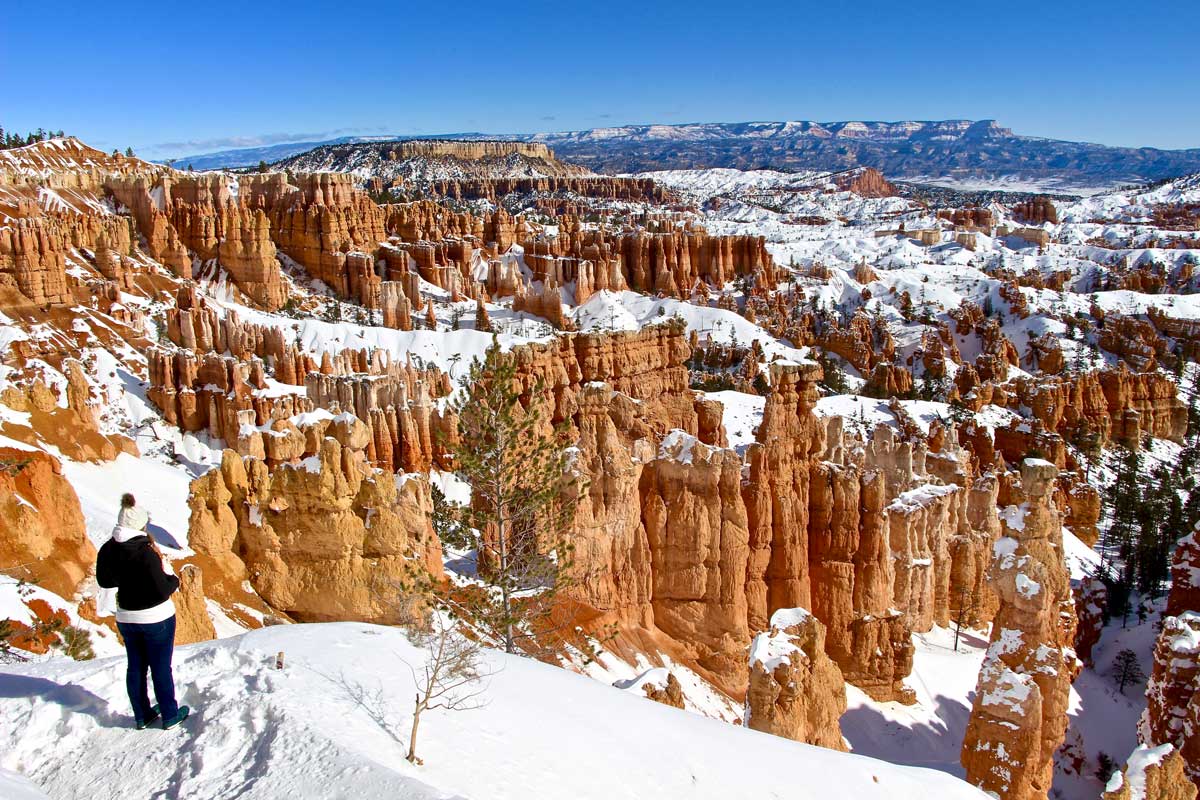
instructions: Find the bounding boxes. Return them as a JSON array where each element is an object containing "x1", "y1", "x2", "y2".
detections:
[
  {"x1": 747, "y1": 608, "x2": 817, "y2": 673},
  {"x1": 980, "y1": 663, "x2": 1033, "y2": 714},
  {"x1": 657, "y1": 428, "x2": 702, "y2": 464},
  {"x1": 571, "y1": 290, "x2": 812, "y2": 365},
  {"x1": 1063, "y1": 528, "x2": 1102, "y2": 581},
  {"x1": 0, "y1": 623, "x2": 991, "y2": 800},
  {"x1": 843, "y1": 625, "x2": 989, "y2": 778},
  {"x1": 62, "y1": 453, "x2": 194, "y2": 553},
  {"x1": 1054, "y1": 597, "x2": 1164, "y2": 799},
  {"x1": 703, "y1": 390, "x2": 764, "y2": 454},
  {"x1": 999, "y1": 505, "x2": 1028, "y2": 533},
  {"x1": 0, "y1": 769, "x2": 50, "y2": 800},
  {"x1": 1120, "y1": 743, "x2": 1175, "y2": 800},
  {"x1": 769, "y1": 606, "x2": 815, "y2": 630}
]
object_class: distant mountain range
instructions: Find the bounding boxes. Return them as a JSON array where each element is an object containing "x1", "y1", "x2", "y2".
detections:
[
  {"x1": 167, "y1": 134, "x2": 479, "y2": 171},
  {"x1": 167, "y1": 120, "x2": 1200, "y2": 191}
]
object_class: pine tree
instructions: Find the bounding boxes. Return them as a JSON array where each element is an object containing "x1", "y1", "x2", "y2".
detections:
[
  {"x1": 1101, "y1": 445, "x2": 1140, "y2": 582},
  {"x1": 816, "y1": 349, "x2": 848, "y2": 395},
  {"x1": 433, "y1": 342, "x2": 582, "y2": 655},
  {"x1": 124, "y1": 146, "x2": 134, "y2": 157},
  {"x1": 1111, "y1": 648, "x2": 1145, "y2": 694}
]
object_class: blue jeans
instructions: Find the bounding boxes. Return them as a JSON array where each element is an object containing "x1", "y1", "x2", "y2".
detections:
[{"x1": 117, "y1": 615, "x2": 179, "y2": 723}]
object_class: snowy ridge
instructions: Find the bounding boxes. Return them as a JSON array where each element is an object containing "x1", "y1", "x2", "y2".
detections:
[{"x1": 0, "y1": 624, "x2": 991, "y2": 800}]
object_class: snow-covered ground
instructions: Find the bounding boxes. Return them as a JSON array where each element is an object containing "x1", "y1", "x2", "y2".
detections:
[
  {"x1": 0, "y1": 623, "x2": 991, "y2": 800},
  {"x1": 844, "y1": 625, "x2": 989, "y2": 776}
]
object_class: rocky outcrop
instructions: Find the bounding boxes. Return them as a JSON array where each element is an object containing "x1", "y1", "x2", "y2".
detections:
[
  {"x1": 742, "y1": 362, "x2": 825, "y2": 630},
  {"x1": 172, "y1": 564, "x2": 218, "y2": 645},
  {"x1": 305, "y1": 370, "x2": 450, "y2": 474},
  {"x1": 0, "y1": 360, "x2": 137, "y2": 462},
  {"x1": 0, "y1": 447, "x2": 94, "y2": 598},
  {"x1": 0, "y1": 217, "x2": 75, "y2": 306},
  {"x1": 1141, "y1": 535, "x2": 1200, "y2": 792},
  {"x1": 640, "y1": 430, "x2": 750, "y2": 680},
  {"x1": 961, "y1": 367, "x2": 1188, "y2": 450},
  {"x1": 640, "y1": 671, "x2": 686, "y2": 709},
  {"x1": 1012, "y1": 197, "x2": 1059, "y2": 225},
  {"x1": 744, "y1": 607, "x2": 848, "y2": 750},
  {"x1": 961, "y1": 459, "x2": 1078, "y2": 800},
  {"x1": 1141, "y1": 612, "x2": 1200, "y2": 792},
  {"x1": 387, "y1": 140, "x2": 559, "y2": 161},
  {"x1": 938, "y1": 207, "x2": 996, "y2": 230},
  {"x1": 166, "y1": 173, "x2": 285, "y2": 308},
  {"x1": 1167, "y1": 526, "x2": 1200, "y2": 617},
  {"x1": 835, "y1": 168, "x2": 896, "y2": 198},
  {"x1": 187, "y1": 431, "x2": 444, "y2": 623},
  {"x1": 1072, "y1": 574, "x2": 1106, "y2": 666},
  {"x1": 1103, "y1": 745, "x2": 1197, "y2": 800},
  {"x1": 147, "y1": 348, "x2": 311, "y2": 457},
  {"x1": 246, "y1": 172, "x2": 386, "y2": 305}
]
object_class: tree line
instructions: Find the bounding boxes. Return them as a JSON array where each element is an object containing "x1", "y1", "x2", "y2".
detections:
[
  {"x1": 1097, "y1": 372, "x2": 1200, "y2": 618},
  {"x1": 0, "y1": 126, "x2": 66, "y2": 149}
]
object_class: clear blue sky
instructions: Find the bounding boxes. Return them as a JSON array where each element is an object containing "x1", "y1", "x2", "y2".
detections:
[{"x1": 3, "y1": 0, "x2": 1197, "y2": 159}]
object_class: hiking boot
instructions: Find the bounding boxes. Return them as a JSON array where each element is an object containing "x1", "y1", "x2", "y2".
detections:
[
  {"x1": 162, "y1": 706, "x2": 190, "y2": 730},
  {"x1": 135, "y1": 705, "x2": 160, "y2": 730}
]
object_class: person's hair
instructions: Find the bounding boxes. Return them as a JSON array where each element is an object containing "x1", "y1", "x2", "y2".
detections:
[{"x1": 121, "y1": 493, "x2": 136, "y2": 508}]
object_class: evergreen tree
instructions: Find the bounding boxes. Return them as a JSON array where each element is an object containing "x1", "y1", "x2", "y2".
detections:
[
  {"x1": 1101, "y1": 445, "x2": 1140, "y2": 583},
  {"x1": 1095, "y1": 752, "x2": 1117, "y2": 783},
  {"x1": 433, "y1": 342, "x2": 582, "y2": 655},
  {"x1": 124, "y1": 146, "x2": 134, "y2": 157},
  {"x1": 1111, "y1": 648, "x2": 1145, "y2": 694},
  {"x1": 816, "y1": 349, "x2": 848, "y2": 395}
]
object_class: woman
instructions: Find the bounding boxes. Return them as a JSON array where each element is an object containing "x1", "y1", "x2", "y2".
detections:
[{"x1": 97, "y1": 493, "x2": 190, "y2": 730}]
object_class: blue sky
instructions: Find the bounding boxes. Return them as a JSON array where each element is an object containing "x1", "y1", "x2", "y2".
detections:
[{"x1": 3, "y1": 0, "x2": 1197, "y2": 158}]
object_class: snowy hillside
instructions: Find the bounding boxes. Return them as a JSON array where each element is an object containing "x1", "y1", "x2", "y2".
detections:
[{"x1": 0, "y1": 624, "x2": 991, "y2": 800}]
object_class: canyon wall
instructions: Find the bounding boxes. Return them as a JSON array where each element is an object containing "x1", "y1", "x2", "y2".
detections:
[
  {"x1": 1140, "y1": 527, "x2": 1200, "y2": 791},
  {"x1": 961, "y1": 459, "x2": 1077, "y2": 800},
  {"x1": 187, "y1": 421, "x2": 443, "y2": 623}
]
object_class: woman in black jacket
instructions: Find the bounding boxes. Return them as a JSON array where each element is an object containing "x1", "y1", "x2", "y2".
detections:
[{"x1": 96, "y1": 494, "x2": 190, "y2": 730}]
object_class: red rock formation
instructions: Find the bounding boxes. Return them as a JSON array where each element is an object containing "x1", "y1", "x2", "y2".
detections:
[
  {"x1": 835, "y1": 168, "x2": 896, "y2": 198},
  {"x1": 147, "y1": 348, "x2": 311, "y2": 457},
  {"x1": 1102, "y1": 745, "x2": 1197, "y2": 800},
  {"x1": 986, "y1": 367, "x2": 1188, "y2": 450},
  {"x1": 1167, "y1": 526, "x2": 1200, "y2": 618},
  {"x1": 742, "y1": 362, "x2": 825, "y2": 630},
  {"x1": 744, "y1": 607, "x2": 848, "y2": 750},
  {"x1": 0, "y1": 447, "x2": 94, "y2": 598},
  {"x1": 167, "y1": 173, "x2": 285, "y2": 308},
  {"x1": 1141, "y1": 612, "x2": 1200, "y2": 791},
  {"x1": 1072, "y1": 575, "x2": 1106, "y2": 666},
  {"x1": 187, "y1": 436, "x2": 444, "y2": 623},
  {"x1": 0, "y1": 217, "x2": 75, "y2": 305},
  {"x1": 244, "y1": 172, "x2": 387, "y2": 304},
  {"x1": 938, "y1": 207, "x2": 995, "y2": 230},
  {"x1": 1012, "y1": 196, "x2": 1059, "y2": 225},
  {"x1": 961, "y1": 459, "x2": 1078, "y2": 800},
  {"x1": 1100, "y1": 316, "x2": 1164, "y2": 371},
  {"x1": 639, "y1": 671, "x2": 686, "y2": 709},
  {"x1": 640, "y1": 430, "x2": 751, "y2": 679}
]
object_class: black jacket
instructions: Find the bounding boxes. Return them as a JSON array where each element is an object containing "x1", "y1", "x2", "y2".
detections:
[{"x1": 96, "y1": 535, "x2": 179, "y2": 611}]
